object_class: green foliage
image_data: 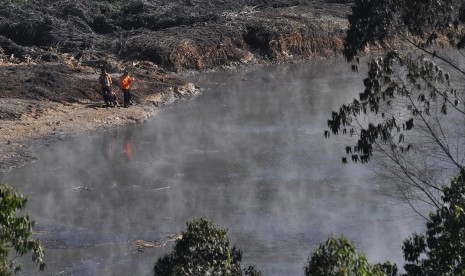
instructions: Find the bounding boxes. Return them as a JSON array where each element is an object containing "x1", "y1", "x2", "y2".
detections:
[
  {"x1": 344, "y1": 0, "x2": 463, "y2": 61},
  {"x1": 0, "y1": 184, "x2": 44, "y2": 275},
  {"x1": 327, "y1": 0, "x2": 465, "y2": 211},
  {"x1": 153, "y1": 217, "x2": 261, "y2": 276},
  {"x1": 402, "y1": 169, "x2": 465, "y2": 275},
  {"x1": 327, "y1": 49, "x2": 464, "y2": 208},
  {"x1": 304, "y1": 235, "x2": 397, "y2": 276}
]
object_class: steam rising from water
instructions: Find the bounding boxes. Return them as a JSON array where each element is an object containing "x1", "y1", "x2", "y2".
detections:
[{"x1": 1, "y1": 60, "x2": 424, "y2": 275}]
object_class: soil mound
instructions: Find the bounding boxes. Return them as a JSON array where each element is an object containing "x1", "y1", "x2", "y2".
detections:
[
  {"x1": 1, "y1": 0, "x2": 351, "y2": 73},
  {"x1": 0, "y1": 62, "x2": 193, "y2": 104}
]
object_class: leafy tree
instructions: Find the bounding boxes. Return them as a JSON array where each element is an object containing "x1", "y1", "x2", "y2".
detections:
[
  {"x1": 0, "y1": 184, "x2": 45, "y2": 275},
  {"x1": 326, "y1": 0, "x2": 465, "y2": 215},
  {"x1": 402, "y1": 169, "x2": 465, "y2": 275},
  {"x1": 307, "y1": 170, "x2": 465, "y2": 276},
  {"x1": 304, "y1": 235, "x2": 397, "y2": 276},
  {"x1": 343, "y1": 0, "x2": 464, "y2": 62},
  {"x1": 153, "y1": 217, "x2": 261, "y2": 276}
]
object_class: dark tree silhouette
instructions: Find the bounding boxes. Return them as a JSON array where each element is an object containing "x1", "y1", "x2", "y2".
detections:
[{"x1": 327, "y1": 0, "x2": 465, "y2": 216}]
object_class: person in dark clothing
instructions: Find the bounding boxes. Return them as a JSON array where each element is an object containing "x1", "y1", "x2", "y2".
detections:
[{"x1": 98, "y1": 67, "x2": 116, "y2": 107}]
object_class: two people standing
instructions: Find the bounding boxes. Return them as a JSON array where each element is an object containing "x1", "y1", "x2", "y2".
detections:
[{"x1": 98, "y1": 68, "x2": 135, "y2": 108}]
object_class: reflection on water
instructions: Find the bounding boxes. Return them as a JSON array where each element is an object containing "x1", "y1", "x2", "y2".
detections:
[
  {"x1": 123, "y1": 133, "x2": 133, "y2": 159},
  {"x1": 0, "y1": 60, "x2": 424, "y2": 275}
]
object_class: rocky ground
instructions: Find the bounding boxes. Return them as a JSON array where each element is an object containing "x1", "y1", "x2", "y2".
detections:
[{"x1": 0, "y1": 0, "x2": 352, "y2": 172}]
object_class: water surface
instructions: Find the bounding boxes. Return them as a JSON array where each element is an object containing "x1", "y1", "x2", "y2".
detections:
[{"x1": 0, "y1": 59, "x2": 424, "y2": 275}]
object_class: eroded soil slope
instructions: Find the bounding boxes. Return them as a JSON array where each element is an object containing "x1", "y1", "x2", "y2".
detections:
[
  {"x1": 1, "y1": 0, "x2": 350, "y2": 70},
  {"x1": 0, "y1": 0, "x2": 352, "y2": 171}
]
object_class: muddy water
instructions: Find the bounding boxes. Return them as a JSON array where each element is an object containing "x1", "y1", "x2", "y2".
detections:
[{"x1": 0, "y1": 60, "x2": 423, "y2": 275}]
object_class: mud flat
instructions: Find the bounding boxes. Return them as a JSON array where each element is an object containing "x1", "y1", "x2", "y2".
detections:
[
  {"x1": 0, "y1": 1, "x2": 351, "y2": 171},
  {"x1": 0, "y1": 63, "x2": 199, "y2": 172}
]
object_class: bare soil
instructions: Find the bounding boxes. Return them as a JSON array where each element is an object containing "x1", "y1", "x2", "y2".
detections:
[
  {"x1": 0, "y1": 61, "x2": 198, "y2": 172},
  {"x1": 0, "y1": 0, "x2": 352, "y2": 172}
]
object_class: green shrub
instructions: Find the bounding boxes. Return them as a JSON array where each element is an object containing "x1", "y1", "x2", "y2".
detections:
[
  {"x1": 0, "y1": 184, "x2": 45, "y2": 275},
  {"x1": 154, "y1": 217, "x2": 261, "y2": 276},
  {"x1": 305, "y1": 235, "x2": 397, "y2": 276}
]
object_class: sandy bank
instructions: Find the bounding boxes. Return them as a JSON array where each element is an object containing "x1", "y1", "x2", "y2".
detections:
[
  {"x1": 0, "y1": 2, "x2": 351, "y2": 172},
  {"x1": 0, "y1": 63, "x2": 199, "y2": 172}
]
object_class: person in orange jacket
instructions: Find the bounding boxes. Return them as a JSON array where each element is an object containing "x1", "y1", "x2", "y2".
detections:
[
  {"x1": 98, "y1": 67, "x2": 116, "y2": 107},
  {"x1": 120, "y1": 70, "x2": 135, "y2": 108}
]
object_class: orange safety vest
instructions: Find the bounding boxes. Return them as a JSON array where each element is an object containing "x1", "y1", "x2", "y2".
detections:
[{"x1": 120, "y1": 74, "x2": 134, "y2": 90}]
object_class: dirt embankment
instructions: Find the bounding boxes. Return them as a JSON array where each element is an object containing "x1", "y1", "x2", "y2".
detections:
[
  {"x1": 0, "y1": 0, "x2": 352, "y2": 171},
  {"x1": 123, "y1": 3, "x2": 349, "y2": 71},
  {"x1": 0, "y1": 62, "x2": 198, "y2": 172}
]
